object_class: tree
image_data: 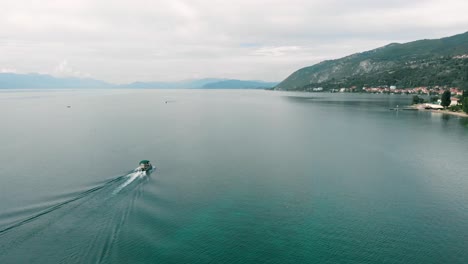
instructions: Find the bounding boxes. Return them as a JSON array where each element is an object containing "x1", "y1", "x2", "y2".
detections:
[
  {"x1": 441, "y1": 90, "x2": 451, "y2": 108},
  {"x1": 463, "y1": 98, "x2": 468, "y2": 114},
  {"x1": 412, "y1": 95, "x2": 422, "y2": 104},
  {"x1": 462, "y1": 90, "x2": 468, "y2": 101}
]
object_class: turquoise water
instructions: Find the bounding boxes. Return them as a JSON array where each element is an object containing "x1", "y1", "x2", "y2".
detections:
[{"x1": 0, "y1": 90, "x2": 467, "y2": 263}]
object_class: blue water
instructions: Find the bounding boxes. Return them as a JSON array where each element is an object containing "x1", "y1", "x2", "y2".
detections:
[{"x1": 1, "y1": 90, "x2": 467, "y2": 263}]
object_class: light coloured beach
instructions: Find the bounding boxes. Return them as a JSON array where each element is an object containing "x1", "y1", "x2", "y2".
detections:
[{"x1": 411, "y1": 104, "x2": 468, "y2": 118}]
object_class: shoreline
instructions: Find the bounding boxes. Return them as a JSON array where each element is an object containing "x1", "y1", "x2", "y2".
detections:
[{"x1": 410, "y1": 104, "x2": 468, "y2": 118}]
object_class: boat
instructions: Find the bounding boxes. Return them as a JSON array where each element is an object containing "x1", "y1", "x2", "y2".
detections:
[{"x1": 138, "y1": 160, "x2": 153, "y2": 172}]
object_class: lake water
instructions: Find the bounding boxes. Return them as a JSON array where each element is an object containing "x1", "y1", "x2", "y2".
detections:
[{"x1": 1, "y1": 90, "x2": 467, "y2": 263}]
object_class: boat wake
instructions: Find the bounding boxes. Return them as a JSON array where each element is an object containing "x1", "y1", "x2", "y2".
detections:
[
  {"x1": 0, "y1": 167, "x2": 154, "y2": 263},
  {"x1": 112, "y1": 168, "x2": 152, "y2": 195}
]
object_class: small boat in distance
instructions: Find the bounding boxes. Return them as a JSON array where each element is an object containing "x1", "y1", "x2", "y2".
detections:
[{"x1": 138, "y1": 160, "x2": 153, "y2": 172}]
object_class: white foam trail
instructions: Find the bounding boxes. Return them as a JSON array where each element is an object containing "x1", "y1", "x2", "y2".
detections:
[{"x1": 112, "y1": 169, "x2": 145, "y2": 195}]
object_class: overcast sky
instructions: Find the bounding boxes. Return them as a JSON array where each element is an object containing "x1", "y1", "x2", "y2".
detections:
[{"x1": 1, "y1": 0, "x2": 468, "y2": 83}]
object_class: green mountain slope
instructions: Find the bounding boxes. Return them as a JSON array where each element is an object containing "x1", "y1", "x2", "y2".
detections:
[{"x1": 275, "y1": 32, "x2": 468, "y2": 91}]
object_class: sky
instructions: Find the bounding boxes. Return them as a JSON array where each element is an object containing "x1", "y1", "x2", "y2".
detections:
[{"x1": 1, "y1": 0, "x2": 468, "y2": 84}]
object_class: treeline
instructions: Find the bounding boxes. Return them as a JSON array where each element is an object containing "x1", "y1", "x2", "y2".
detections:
[{"x1": 299, "y1": 57, "x2": 468, "y2": 91}]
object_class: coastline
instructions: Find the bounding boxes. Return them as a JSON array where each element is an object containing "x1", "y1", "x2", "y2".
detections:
[{"x1": 411, "y1": 104, "x2": 468, "y2": 118}]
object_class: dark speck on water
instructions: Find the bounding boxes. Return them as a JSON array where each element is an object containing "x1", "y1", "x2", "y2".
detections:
[{"x1": 0, "y1": 90, "x2": 467, "y2": 264}]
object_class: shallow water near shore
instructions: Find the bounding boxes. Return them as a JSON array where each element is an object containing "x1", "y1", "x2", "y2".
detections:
[{"x1": 1, "y1": 90, "x2": 468, "y2": 263}]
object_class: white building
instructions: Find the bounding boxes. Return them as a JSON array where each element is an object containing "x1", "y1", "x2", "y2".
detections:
[
  {"x1": 424, "y1": 103, "x2": 444, "y2": 109},
  {"x1": 450, "y1": 98, "x2": 459, "y2": 106}
]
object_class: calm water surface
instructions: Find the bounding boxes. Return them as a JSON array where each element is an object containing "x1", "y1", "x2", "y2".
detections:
[{"x1": 0, "y1": 90, "x2": 467, "y2": 263}]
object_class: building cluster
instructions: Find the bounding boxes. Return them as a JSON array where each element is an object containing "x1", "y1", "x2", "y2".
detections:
[
  {"x1": 361, "y1": 86, "x2": 463, "y2": 96},
  {"x1": 304, "y1": 87, "x2": 323, "y2": 92},
  {"x1": 453, "y1": 54, "x2": 468, "y2": 59}
]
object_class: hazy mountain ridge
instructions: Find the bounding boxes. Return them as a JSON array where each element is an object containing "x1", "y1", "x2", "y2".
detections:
[
  {"x1": 0, "y1": 74, "x2": 276, "y2": 89},
  {"x1": 201, "y1": 80, "x2": 278, "y2": 89},
  {"x1": 0, "y1": 73, "x2": 113, "y2": 89},
  {"x1": 276, "y1": 32, "x2": 468, "y2": 90},
  {"x1": 118, "y1": 78, "x2": 227, "y2": 89}
]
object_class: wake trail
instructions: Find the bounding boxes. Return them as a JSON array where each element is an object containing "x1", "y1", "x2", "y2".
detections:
[
  {"x1": 0, "y1": 175, "x2": 124, "y2": 235},
  {"x1": 112, "y1": 170, "x2": 147, "y2": 195},
  {"x1": 0, "y1": 168, "x2": 153, "y2": 263}
]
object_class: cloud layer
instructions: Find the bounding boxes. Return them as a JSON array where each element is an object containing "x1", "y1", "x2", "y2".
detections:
[{"x1": 1, "y1": 0, "x2": 467, "y2": 83}]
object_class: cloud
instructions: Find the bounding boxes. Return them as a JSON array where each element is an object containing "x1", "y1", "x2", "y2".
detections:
[
  {"x1": 53, "y1": 60, "x2": 90, "y2": 78},
  {"x1": 0, "y1": 67, "x2": 17, "y2": 73},
  {"x1": 252, "y1": 46, "x2": 302, "y2": 57},
  {"x1": 0, "y1": 0, "x2": 467, "y2": 83}
]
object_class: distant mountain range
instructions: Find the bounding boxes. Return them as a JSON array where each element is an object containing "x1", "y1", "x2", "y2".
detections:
[
  {"x1": 276, "y1": 31, "x2": 468, "y2": 91},
  {"x1": 118, "y1": 78, "x2": 226, "y2": 89},
  {"x1": 201, "y1": 80, "x2": 278, "y2": 89},
  {"x1": 0, "y1": 73, "x2": 277, "y2": 89},
  {"x1": 0, "y1": 73, "x2": 113, "y2": 89}
]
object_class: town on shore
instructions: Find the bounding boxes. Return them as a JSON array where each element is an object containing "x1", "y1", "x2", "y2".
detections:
[
  {"x1": 307, "y1": 85, "x2": 464, "y2": 96},
  {"x1": 306, "y1": 85, "x2": 468, "y2": 116}
]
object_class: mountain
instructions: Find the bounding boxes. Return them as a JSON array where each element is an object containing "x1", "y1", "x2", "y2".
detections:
[
  {"x1": 0, "y1": 73, "x2": 277, "y2": 89},
  {"x1": 0, "y1": 73, "x2": 113, "y2": 89},
  {"x1": 0, "y1": 74, "x2": 226, "y2": 89},
  {"x1": 120, "y1": 79, "x2": 277, "y2": 89},
  {"x1": 275, "y1": 31, "x2": 468, "y2": 91},
  {"x1": 119, "y1": 78, "x2": 227, "y2": 89},
  {"x1": 0, "y1": 74, "x2": 278, "y2": 89},
  {"x1": 201, "y1": 80, "x2": 278, "y2": 89}
]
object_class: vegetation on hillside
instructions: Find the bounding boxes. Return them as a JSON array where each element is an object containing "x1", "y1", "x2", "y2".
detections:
[
  {"x1": 276, "y1": 32, "x2": 468, "y2": 91},
  {"x1": 463, "y1": 98, "x2": 468, "y2": 114}
]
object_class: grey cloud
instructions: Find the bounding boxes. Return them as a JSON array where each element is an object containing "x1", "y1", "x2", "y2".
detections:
[{"x1": 0, "y1": 0, "x2": 467, "y2": 83}]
